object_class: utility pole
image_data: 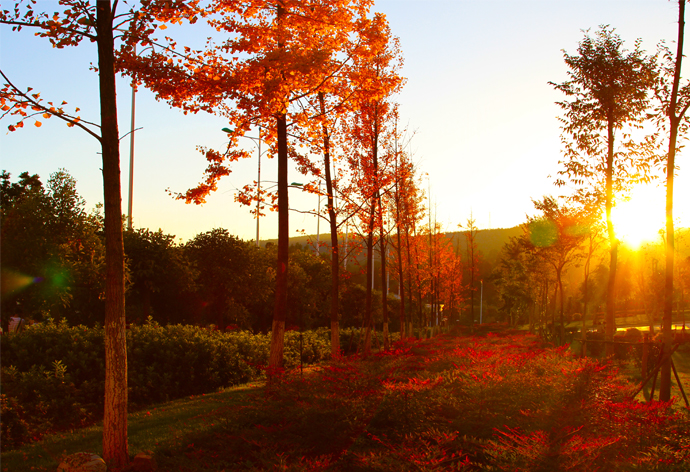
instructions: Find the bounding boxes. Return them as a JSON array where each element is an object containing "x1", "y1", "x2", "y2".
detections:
[{"x1": 126, "y1": 45, "x2": 136, "y2": 231}]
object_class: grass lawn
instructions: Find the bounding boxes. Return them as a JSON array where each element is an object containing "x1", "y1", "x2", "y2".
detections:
[
  {"x1": 3, "y1": 329, "x2": 690, "y2": 471},
  {"x1": 0, "y1": 382, "x2": 264, "y2": 472}
]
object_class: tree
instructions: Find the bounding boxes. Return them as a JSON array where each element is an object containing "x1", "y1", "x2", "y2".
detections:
[
  {"x1": 0, "y1": 1, "x2": 201, "y2": 464},
  {"x1": 338, "y1": 15, "x2": 403, "y2": 353},
  {"x1": 522, "y1": 197, "x2": 587, "y2": 344},
  {"x1": 124, "y1": 0, "x2": 376, "y2": 369},
  {"x1": 463, "y1": 216, "x2": 480, "y2": 330},
  {"x1": 124, "y1": 228, "x2": 196, "y2": 325},
  {"x1": 552, "y1": 26, "x2": 657, "y2": 357},
  {"x1": 285, "y1": 13, "x2": 402, "y2": 356},
  {"x1": 577, "y1": 198, "x2": 605, "y2": 354},
  {"x1": 492, "y1": 236, "x2": 534, "y2": 326},
  {"x1": 1, "y1": 170, "x2": 105, "y2": 327},
  {"x1": 184, "y1": 229, "x2": 258, "y2": 329},
  {"x1": 653, "y1": 0, "x2": 690, "y2": 402}
]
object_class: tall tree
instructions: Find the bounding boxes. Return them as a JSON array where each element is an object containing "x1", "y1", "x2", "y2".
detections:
[
  {"x1": 654, "y1": 0, "x2": 690, "y2": 401},
  {"x1": 522, "y1": 197, "x2": 587, "y2": 344},
  {"x1": 1, "y1": 2, "x2": 201, "y2": 464},
  {"x1": 1, "y1": 170, "x2": 105, "y2": 326},
  {"x1": 125, "y1": 0, "x2": 375, "y2": 369},
  {"x1": 340, "y1": 16, "x2": 402, "y2": 354},
  {"x1": 551, "y1": 26, "x2": 657, "y2": 357},
  {"x1": 463, "y1": 216, "x2": 480, "y2": 331}
]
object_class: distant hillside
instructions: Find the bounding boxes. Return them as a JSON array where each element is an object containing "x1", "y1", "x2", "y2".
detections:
[{"x1": 263, "y1": 226, "x2": 523, "y2": 264}]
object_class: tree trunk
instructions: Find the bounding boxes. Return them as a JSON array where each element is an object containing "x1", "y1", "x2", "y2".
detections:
[
  {"x1": 364, "y1": 213, "x2": 375, "y2": 355},
  {"x1": 318, "y1": 93, "x2": 340, "y2": 358},
  {"x1": 268, "y1": 112, "x2": 289, "y2": 369},
  {"x1": 379, "y1": 202, "x2": 389, "y2": 350},
  {"x1": 97, "y1": 1, "x2": 128, "y2": 467},
  {"x1": 582, "y1": 235, "x2": 593, "y2": 357},
  {"x1": 661, "y1": 0, "x2": 685, "y2": 402},
  {"x1": 605, "y1": 120, "x2": 618, "y2": 358},
  {"x1": 396, "y1": 215, "x2": 406, "y2": 339}
]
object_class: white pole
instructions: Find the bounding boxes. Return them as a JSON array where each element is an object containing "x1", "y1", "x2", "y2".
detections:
[
  {"x1": 316, "y1": 181, "x2": 321, "y2": 254},
  {"x1": 126, "y1": 45, "x2": 136, "y2": 231},
  {"x1": 256, "y1": 125, "x2": 261, "y2": 248},
  {"x1": 344, "y1": 221, "x2": 348, "y2": 270},
  {"x1": 480, "y1": 280, "x2": 484, "y2": 324}
]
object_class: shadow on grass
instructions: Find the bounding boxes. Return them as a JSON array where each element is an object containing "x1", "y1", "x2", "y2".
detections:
[{"x1": 0, "y1": 382, "x2": 264, "y2": 472}]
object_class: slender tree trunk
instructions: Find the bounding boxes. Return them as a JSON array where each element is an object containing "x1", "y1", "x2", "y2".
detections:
[
  {"x1": 269, "y1": 112, "x2": 289, "y2": 369},
  {"x1": 379, "y1": 202, "x2": 389, "y2": 350},
  {"x1": 394, "y1": 146, "x2": 406, "y2": 339},
  {"x1": 405, "y1": 223, "x2": 414, "y2": 338},
  {"x1": 661, "y1": 0, "x2": 685, "y2": 402},
  {"x1": 364, "y1": 206, "x2": 375, "y2": 355},
  {"x1": 582, "y1": 234, "x2": 593, "y2": 356},
  {"x1": 318, "y1": 93, "x2": 340, "y2": 358},
  {"x1": 397, "y1": 233, "x2": 406, "y2": 339},
  {"x1": 605, "y1": 120, "x2": 618, "y2": 358},
  {"x1": 97, "y1": 1, "x2": 128, "y2": 467}
]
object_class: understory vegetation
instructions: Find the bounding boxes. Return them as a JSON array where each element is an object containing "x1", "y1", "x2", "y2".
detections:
[
  {"x1": 3, "y1": 327, "x2": 690, "y2": 471},
  {"x1": 0, "y1": 318, "x2": 400, "y2": 451}
]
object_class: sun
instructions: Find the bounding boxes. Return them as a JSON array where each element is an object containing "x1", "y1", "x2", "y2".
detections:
[{"x1": 611, "y1": 184, "x2": 666, "y2": 249}]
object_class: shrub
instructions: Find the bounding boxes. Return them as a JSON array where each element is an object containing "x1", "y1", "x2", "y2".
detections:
[{"x1": 0, "y1": 319, "x2": 345, "y2": 451}]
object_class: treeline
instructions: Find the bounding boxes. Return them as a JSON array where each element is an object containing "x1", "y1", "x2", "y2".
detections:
[{"x1": 1, "y1": 169, "x2": 439, "y2": 333}]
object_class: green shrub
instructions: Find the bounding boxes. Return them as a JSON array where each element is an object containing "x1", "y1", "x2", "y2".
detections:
[
  {"x1": 0, "y1": 361, "x2": 91, "y2": 450},
  {"x1": 0, "y1": 319, "x2": 347, "y2": 451}
]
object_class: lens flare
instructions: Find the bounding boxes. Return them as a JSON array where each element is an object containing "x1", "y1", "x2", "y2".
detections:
[{"x1": 1, "y1": 269, "x2": 38, "y2": 296}]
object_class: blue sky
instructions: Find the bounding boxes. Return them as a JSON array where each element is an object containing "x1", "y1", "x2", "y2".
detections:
[{"x1": 1, "y1": 0, "x2": 688, "y2": 243}]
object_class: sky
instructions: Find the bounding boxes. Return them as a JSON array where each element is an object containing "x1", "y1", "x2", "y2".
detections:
[{"x1": 1, "y1": 0, "x2": 689, "y2": 244}]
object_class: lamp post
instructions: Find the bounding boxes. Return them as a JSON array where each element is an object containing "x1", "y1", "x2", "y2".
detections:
[
  {"x1": 126, "y1": 56, "x2": 136, "y2": 231},
  {"x1": 316, "y1": 181, "x2": 321, "y2": 255},
  {"x1": 222, "y1": 126, "x2": 265, "y2": 247},
  {"x1": 480, "y1": 279, "x2": 484, "y2": 325}
]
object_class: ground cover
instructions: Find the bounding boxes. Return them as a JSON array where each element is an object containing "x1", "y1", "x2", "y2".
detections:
[{"x1": 2, "y1": 328, "x2": 689, "y2": 471}]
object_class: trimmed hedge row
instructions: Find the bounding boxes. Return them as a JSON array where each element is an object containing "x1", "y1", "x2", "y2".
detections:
[{"x1": 0, "y1": 319, "x2": 401, "y2": 450}]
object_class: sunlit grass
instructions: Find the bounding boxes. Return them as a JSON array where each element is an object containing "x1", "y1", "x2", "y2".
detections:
[{"x1": 0, "y1": 382, "x2": 264, "y2": 472}]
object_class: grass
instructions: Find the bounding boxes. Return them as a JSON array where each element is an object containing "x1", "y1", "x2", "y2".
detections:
[
  {"x1": 0, "y1": 381, "x2": 264, "y2": 472},
  {"x1": 3, "y1": 329, "x2": 690, "y2": 471}
]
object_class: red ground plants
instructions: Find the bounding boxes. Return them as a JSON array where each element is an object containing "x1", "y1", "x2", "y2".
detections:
[{"x1": 156, "y1": 326, "x2": 690, "y2": 471}]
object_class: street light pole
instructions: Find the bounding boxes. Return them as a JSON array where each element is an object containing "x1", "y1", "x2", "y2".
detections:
[
  {"x1": 256, "y1": 125, "x2": 261, "y2": 248},
  {"x1": 480, "y1": 279, "x2": 484, "y2": 325},
  {"x1": 126, "y1": 45, "x2": 136, "y2": 231},
  {"x1": 222, "y1": 126, "x2": 265, "y2": 247},
  {"x1": 316, "y1": 180, "x2": 321, "y2": 254}
]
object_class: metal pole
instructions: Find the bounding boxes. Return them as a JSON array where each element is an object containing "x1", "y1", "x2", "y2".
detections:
[
  {"x1": 480, "y1": 280, "x2": 483, "y2": 324},
  {"x1": 316, "y1": 181, "x2": 321, "y2": 254},
  {"x1": 344, "y1": 221, "x2": 348, "y2": 270},
  {"x1": 126, "y1": 44, "x2": 136, "y2": 231},
  {"x1": 256, "y1": 125, "x2": 261, "y2": 247}
]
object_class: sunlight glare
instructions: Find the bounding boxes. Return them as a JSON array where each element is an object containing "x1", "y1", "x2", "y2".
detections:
[{"x1": 611, "y1": 184, "x2": 665, "y2": 249}]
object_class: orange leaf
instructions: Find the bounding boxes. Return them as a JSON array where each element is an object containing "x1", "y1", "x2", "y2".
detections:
[
  {"x1": 43, "y1": 113, "x2": 50, "y2": 118},
  {"x1": 34, "y1": 120, "x2": 42, "y2": 127},
  {"x1": 159, "y1": 24, "x2": 167, "y2": 30},
  {"x1": 8, "y1": 124, "x2": 16, "y2": 132}
]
